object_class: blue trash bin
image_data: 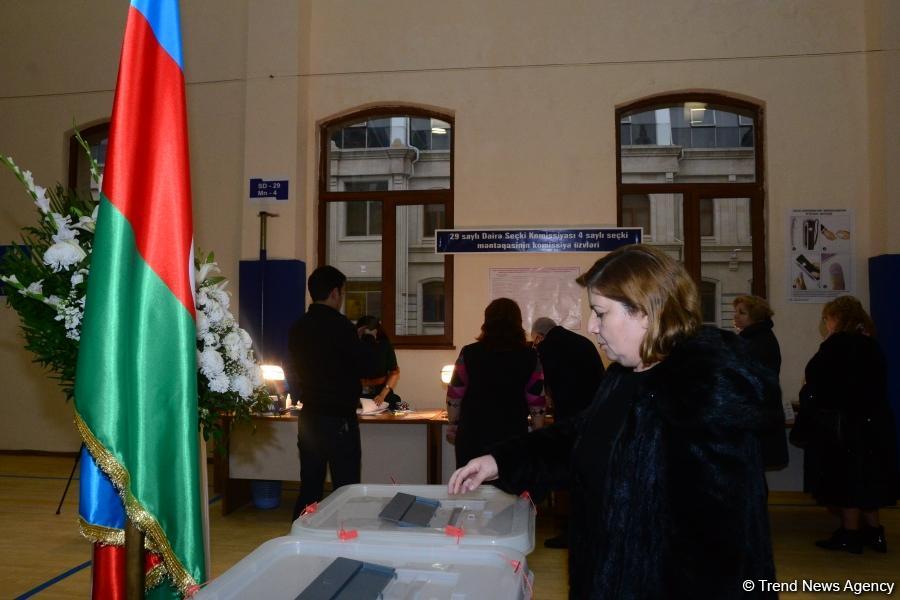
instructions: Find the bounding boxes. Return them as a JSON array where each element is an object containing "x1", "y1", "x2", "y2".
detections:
[{"x1": 250, "y1": 479, "x2": 282, "y2": 509}]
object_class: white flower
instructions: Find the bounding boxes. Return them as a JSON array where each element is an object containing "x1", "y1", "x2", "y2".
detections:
[
  {"x1": 44, "y1": 295, "x2": 62, "y2": 308},
  {"x1": 210, "y1": 287, "x2": 230, "y2": 310},
  {"x1": 43, "y1": 239, "x2": 86, "y2": 272},
  {"x1": 202, "y1": 332, "x2": 219, "y2": 348},
  {"x1": 204, "y1": 300, "x2": 225, "y2": 325},
  {"x1": 197, "y1": 261, "x2": 218, "y2": 285},
  {"x1": 196, "y1": 311, "x2": 210, "y2": 337},
  {"x1": 70, "y1": 272, "x2": 84, "y2": 286},
  {"x1": 208, "y1": 374, "x2": 230, "y2": 393},
  {"x1": 73, "y1": 215, "x2": 95, "y2": 233},
  {"x1": 230, "y1": 374, "x2": 253, "y2": 399},
  {"x1": 50, "y1": 213, "x2": 77, "y2": 243},
  {"x1": 198, "y1": 347, "x2": 225, "y2": 379},
  {"x1": 238, "y1": 329, "x2": 252, "y2": 346},
  {"x1": 34, "y1": 186, "x2": 50, "y2": 213},
  {"x1": 2, "y1": 274, "x2": 20, "y2": 285},
  {"x1": 22, "y1": 170, "x2": 34, "y2": 191},
  {"x1": 22, "y1": 280, "x2": 43, "y2": 296}
]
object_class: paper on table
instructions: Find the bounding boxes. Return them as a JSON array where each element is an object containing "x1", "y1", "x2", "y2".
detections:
[{"x1": 357, "y1": 398, "x2": 387, "y2": 415}]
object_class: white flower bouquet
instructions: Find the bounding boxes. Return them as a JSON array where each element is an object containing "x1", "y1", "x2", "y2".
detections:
[{"x1": 1, "y1": 132, "x2": 268, "y2": 444}]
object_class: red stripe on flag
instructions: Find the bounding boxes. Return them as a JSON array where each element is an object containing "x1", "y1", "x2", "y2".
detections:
[
  {"x1": 102, "y1": 6, "x2": 194, "y2": 317},
  {"x1": 91, "y1": 543, "x2": 164, "y2": 599}
]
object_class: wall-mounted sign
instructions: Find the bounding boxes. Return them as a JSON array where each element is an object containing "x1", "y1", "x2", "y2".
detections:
[
  {"x1": 435, "y1": 228, "x2": 641, "y2": 254},
  {"x1": 249, "y1": 178, "x2": 289, "y2": 201},
  {"x1": 787, "y1": 208, "x2": 854, "y2": 303}
]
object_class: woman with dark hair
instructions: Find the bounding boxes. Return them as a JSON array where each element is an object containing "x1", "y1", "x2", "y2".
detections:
[
  {"x1": 795, "y1": 295, "x2": 898, "y2": 553},
  {"x1": 355, "y1": 315, "x2": 401, "y2": 409},
  {"x1": 449, "y1": 244, "x2": 778, "y2": 598},
  {"x1": 733, "y1": 295, "x2": 789, "y2": 471},
  {"x1": 445, "y1": 297, "x2": 546, "y2": 468}
]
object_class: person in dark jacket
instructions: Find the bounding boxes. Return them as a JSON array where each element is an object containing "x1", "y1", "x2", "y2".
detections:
[
  {"x1": 796, "y1": 295, "x2": 898, "y2": 554},
  {"x1": 445, "y1": 298, "x2": 545, "y2": 468},
  {"x1": 449, "y1": 244, "x2": 777, "y2": 599},
  {"x1": 531, "y1": 316, "x2": 605, "y2": 549},
  {"x1": 356, "y1": 315, "x2": 401, "y2": 409},
  {"x1": 288, "y1": 266, "x2": 365, "y2": 519},
  {"x1": 733, "y1": 295, "x2": 789, "y2": 470},
  {"x1": 531, "y1": 317, "x2": 605, "y2": 422}
]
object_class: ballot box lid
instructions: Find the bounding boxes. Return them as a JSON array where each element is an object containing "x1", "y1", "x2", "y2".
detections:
[
  {"x1": 194, "y1": 535, "x2": 532, "y2": 600},
  {"x1": 290, "y1": 484, "x2": 535, "y2": 555}
]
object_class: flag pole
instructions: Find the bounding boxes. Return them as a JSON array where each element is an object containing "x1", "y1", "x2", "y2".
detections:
[{"x1": 125, "y1": 519, "x2": 145, "y2": 598}]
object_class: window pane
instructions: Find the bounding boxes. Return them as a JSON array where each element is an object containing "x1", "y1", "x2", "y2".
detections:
[
  {"x1": 345, "y1": 202, "x2": 368, "y2": 236},
  {"x1": 699, "y1": 198, "x2": 714, "y2": 237},
  {"x1": 395, "y1": 204, "x2": 447, "y2": 336},
  {"x1": 369, "y1": 201, "x2": 383, "y2": 235},
  {"x1": 629, "y1": 194, "x2": 683, "y2": 263},
  {"x1": 620, "y1": 102, "x2": 756, "y2": 183},
  {"x1": 344, "y1": 180, "x2": 388, "y2": 192},
  {"x1": 699, "y1": 197, "x2": 753, "y2": 329},
  {"x1": 422, "y1": 204, "x2": 446, "y2": 237},
  {"x1": 328, "y1": 115, "x2": 451, "y2": 191},
  {"x1": 367, "y1": 118, "x2": 391, "y2": 148},
  {"x1": 621, "y1": 194, "x2": 651, "y2": 236},
  {"x1": 326, "y1": 201, "x2": 382, "y2": 320}
]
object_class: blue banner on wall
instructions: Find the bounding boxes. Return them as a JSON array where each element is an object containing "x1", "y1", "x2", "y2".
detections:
[{"x1": 434, "y1": 228, "x2": 642, "y2": 254}]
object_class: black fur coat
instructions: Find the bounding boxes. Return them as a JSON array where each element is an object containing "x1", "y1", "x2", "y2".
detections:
[{"x1": 492, "y1": 327, "x2": 777, "y2": 599}]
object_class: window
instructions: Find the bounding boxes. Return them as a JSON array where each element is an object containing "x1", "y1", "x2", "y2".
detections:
[
  {"x1": 621, "y1": 194, "x2": 652, "y2": 236},
  {"x1": 344, "y1": 200, "x2": 382, "y2": 237},
  {"x1": 699, "y1": 280, "x2": 718, "y2": 325},
  {"x1": 617, "y1": 94, "x2": 767, "y2": 298},
  {"x1": 421, "y1": 280, "x2": 445, "y2": 325},
  {"x1": 68, "y1": 122, "x2": 110, "y2": 199},
  {"x1": 321, "y1": 108, "x2": 453, "y2": 347}
]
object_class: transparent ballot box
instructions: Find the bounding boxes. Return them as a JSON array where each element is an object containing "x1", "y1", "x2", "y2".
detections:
[
  {"x1": 290, "y1": 484, "x2": 536, "y2": 555},
  {"x1": 194, "y1": 536, "x2": 532, "y2": 600}
]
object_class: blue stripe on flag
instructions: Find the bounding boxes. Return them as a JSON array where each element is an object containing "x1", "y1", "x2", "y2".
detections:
[
  {"x1": 131, "y1": 0, "x2": 184, "y2": 69},
  {"x1": 78, "y1": 447, "x2": 126, "y2": 529}
]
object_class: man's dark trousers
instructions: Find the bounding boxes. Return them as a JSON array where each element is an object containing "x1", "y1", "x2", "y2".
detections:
[{"x1": 292, "y1": 413, "x2": 361, "y2": 518}]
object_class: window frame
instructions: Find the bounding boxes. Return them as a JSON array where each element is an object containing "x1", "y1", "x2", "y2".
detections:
[
  {"x1": 318, "y1": 106, "x2": 454, "y2": 349},
  {"x1": 68, "y1": 121, "x2": 110, "y2": 195},
  {"x1": 616, "y1": 93, "x2": 767, "y2": 298}
]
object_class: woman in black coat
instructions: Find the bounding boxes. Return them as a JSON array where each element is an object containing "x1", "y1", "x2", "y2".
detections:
[
  {"x1": 449, "y1": 245, "x2": 777, "y2": 599},
  {"x1": 445, "y1": 298, "x2": 546, "y2": 468},
  {"x1": 733, "y1": 295, "x2": 789, "y2": 470},
  {"x1": 796, "y1": 295, "x2": 898, "y2": 554}
]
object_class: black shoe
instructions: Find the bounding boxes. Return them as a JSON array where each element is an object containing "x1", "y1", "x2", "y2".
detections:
[
  {"x1": 862, "y1": 525, "x2": 887, "y2": 553},
  {"x1": 815, "y1": 528, "x2": 863, "y2": 554},
  {"x1": 543, "y1": 533, "x2": 568, "y2": 549}
]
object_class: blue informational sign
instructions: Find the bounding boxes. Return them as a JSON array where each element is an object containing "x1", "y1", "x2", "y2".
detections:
[
  {"x1": 249, "y1": 178, "x2": 289, "y2": 200},
  {"x1": 434, "y1": 228, "x2": 642, "y2": 254}
]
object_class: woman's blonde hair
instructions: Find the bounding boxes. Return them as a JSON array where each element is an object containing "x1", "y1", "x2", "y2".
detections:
[
  {"x1": 732, "y1": 295, "x2": 774, "y2": 323},
  {"x1": 577, "y1": 244, "x2": 702, "y2": 363},
  {"x1": 822, "y1": 295, "x2": 876, "y2": 336}
]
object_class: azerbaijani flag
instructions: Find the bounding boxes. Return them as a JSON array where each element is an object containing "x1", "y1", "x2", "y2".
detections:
[{"x1": 74, "y1": 0, "x2": 204, "y2": 597}]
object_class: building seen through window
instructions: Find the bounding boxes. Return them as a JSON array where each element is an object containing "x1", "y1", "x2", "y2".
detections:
[
  {"x1": 322, "y1": 110, "x2": 453, "y2": 346},
  {"x1": 617, "y1": 95, "x2": 766, "y2": 327}
]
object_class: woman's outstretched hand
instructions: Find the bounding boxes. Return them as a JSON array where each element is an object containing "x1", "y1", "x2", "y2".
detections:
[{"x1": 447, "y1": 455, "x2": 499, "y2": 494}]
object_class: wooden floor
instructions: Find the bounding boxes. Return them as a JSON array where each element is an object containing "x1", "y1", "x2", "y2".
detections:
[{"x1": 1, "y1": 455, "x2": 897, "y2": 598}]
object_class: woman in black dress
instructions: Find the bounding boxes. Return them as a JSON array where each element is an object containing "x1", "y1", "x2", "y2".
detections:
[
  {"x1": 733, "y1": 295, "x2": 789, "y2": 470},
  {"x1": 449, "y1": 244, "x2": 777, "y2": 598},
  {"x1": 797, "y1": 295, "x2": 898, "y2": 553},
  {"x1": 444, "y1": 298, "x2": 545, "y2": 468}
]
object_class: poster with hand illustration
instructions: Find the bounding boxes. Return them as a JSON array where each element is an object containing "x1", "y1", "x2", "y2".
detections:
[{"x1": 787, "y1": 208, "x2": 853, "y2": 303}]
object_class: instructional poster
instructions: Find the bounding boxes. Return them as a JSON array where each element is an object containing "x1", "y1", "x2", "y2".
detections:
[
  {"x1": 489, "y1": 267, "x2": 584, "y2": 332},
  {"x1": 787, "y1": 209, "x2": 853, "y2": 303}
]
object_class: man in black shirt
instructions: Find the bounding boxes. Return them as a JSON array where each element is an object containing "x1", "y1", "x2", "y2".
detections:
[
  {"x1": 531, "y1": 317, "x2": 605, "y2": 548},
  {"x1": 289, "y1": 266, "x2": 364, "y2": 519}
]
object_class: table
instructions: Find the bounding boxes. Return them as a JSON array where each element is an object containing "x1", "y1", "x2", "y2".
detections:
[{"x1": 216, "y1": 410, "x2": 450, "y2": 515}]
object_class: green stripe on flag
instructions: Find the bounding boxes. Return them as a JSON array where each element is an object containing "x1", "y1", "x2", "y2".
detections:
[{"x1": 75, "y1": 196, "x2": 203, "y2": 593}]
